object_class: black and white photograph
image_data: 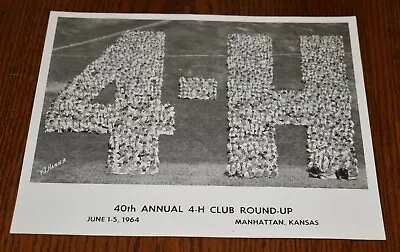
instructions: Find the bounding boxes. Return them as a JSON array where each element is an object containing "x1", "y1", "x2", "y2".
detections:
[
  {"x1": 30, "y1": 16, "x2": 367, "y2": 189},
  {"x1": 11, "y1": 13, "x2": 385, "y2": 239},
  {"x1": 26, "y1": 15, "x2": 370, "y2": 189}
]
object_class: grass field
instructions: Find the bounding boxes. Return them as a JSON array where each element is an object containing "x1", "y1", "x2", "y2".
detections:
[
  {"x1": 31, "y1": 18, "x2": 368, "y2": 188},
  {"x1": 32, "y1": 161, "x2": 367, "y2": 189}
]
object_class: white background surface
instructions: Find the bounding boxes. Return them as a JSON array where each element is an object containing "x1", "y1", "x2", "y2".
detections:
[{"x1": 11, "y1": 12, "x2": 385, "y2": 239}]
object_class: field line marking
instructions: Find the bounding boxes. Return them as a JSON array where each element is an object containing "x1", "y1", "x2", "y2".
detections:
[{"x1": 52, "y1": 20, "x2": 171, "y2": 52}]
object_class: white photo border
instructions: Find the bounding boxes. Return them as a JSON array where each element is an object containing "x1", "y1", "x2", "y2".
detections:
[{"x1": 11, "y1": 12, "x2": 385, "y2": 240}]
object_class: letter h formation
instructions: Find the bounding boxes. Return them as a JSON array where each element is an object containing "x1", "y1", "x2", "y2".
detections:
[{"x1": 226, "y1": 34, "x2": 358, "y2": 180}]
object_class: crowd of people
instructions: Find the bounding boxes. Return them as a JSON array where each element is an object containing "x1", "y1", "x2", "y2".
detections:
[
  {"x1": 300, "y1": 35, "x2": 358, "y2": 179},
  {"x1": 45, "y1": 30, "x2": 175, "y2": 175},
  {"x1": 178, "y1": 76, "x2": 217, "y2": 100},
  {"x1": 226, "y1": 34, "x2": 359, "y2": 180},
  {"x1": 44, "y1": 29, "x2": 358, "y2": 180},
  {"x1": 226, "y1": 34, "x2": 279, "y2": 179}
]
